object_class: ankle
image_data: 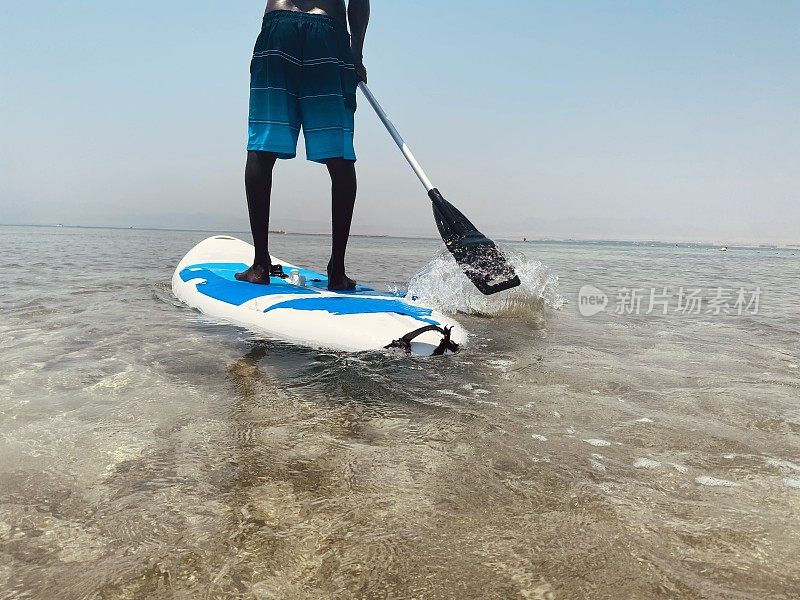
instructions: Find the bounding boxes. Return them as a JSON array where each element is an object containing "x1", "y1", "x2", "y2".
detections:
[{"x1": 327, "y1": 260, "x2": 345, "y2": 276}]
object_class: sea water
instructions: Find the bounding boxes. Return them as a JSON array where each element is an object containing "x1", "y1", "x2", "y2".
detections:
[
  {"x1": 407, "y1": 245, "x2": 565, "y2": 319},
  {"x1": 1, "y1": 225, "x2": 799, "y2": 599}
]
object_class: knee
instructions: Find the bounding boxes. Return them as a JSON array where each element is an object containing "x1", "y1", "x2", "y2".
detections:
[
  {"x1": 326, "y1": 157, "x2": 356, "y2": 182},
  {"x1": 247, "y1": 151, "x2": 277, "y2": 171},
  {"x1": 245, "y1": 151, "x2": 277, "y2": 182}
]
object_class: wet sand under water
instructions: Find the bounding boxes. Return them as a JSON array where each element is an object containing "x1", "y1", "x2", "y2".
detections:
[{"x1": 1, "y1": 226, "x2": 799, "y2": 599}]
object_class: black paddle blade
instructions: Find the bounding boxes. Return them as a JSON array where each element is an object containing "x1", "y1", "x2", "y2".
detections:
[{"x1": 429, "y1": 188, "x2": 521, "y2": 295}]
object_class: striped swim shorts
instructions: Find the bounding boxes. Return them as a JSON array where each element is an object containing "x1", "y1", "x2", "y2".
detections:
[{"x1": 247, "y1": 10, "x2": 358, "y2": 163}]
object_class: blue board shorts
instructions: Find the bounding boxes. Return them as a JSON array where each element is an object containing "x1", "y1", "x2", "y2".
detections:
[{"x1": 247, "y1": 10, "x2": 358, "y2": 163}]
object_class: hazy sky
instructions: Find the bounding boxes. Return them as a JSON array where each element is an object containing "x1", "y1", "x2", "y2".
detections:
[{"x1": 1, "y1": 1, "x2": 798, "y2": 244}]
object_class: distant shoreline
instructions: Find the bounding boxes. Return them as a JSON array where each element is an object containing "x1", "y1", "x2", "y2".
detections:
[
  {"x1": 0, "y1": 223, "x2": 443, "y2": 242},
  {"x1": 1, "y1": 223, "x2": 798, "y2": 249}
]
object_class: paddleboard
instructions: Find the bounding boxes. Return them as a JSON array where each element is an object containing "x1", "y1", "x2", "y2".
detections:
[{"x1": 172, "y1": 236, "x2": 467, "y2": 355}]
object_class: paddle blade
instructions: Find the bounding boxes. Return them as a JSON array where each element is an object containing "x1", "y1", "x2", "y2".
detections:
[{"x1": 429, "y1": 188, "x2": 521, "y2": 295}]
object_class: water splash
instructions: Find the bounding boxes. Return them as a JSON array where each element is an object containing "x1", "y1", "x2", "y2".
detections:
[{"x1": 405, "y1": 245, "x2": 565, "y2": 318}]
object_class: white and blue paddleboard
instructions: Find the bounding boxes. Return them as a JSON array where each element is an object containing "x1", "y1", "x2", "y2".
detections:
[{"x1": 172, "y1": 236, "x2": 467, "y2": 355}]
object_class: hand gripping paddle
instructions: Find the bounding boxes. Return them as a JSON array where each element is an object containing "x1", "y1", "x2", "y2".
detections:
[{"x1": 359, "y1": 82, "x2": 521, "y2": 296}]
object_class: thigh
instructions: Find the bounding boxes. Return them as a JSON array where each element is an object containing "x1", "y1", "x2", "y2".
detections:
[
  {"x1": 298, "y1": 19, "x2": 358, "y2": 162},
  {"x1": 247, "y1": 14, "x2": 304, "y2": 156}
]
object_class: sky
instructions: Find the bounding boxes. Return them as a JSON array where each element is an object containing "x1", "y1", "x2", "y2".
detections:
[{"x1": 1, "y1": 1, "x2": 798, "y2": 244}]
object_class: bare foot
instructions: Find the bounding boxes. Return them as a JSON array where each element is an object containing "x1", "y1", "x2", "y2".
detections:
[
  {"x1": 327, "y1": 273, "x2": 357, "y2": 291},
  {"x1": 235, "y1": 264, "x2": 271, "y2": 284}
]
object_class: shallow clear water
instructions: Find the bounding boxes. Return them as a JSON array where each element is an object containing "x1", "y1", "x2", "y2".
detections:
[{"x1": 1, "y1": 226, "x2": 799, "y2": 599}]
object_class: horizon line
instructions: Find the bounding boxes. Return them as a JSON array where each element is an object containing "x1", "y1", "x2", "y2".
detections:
[{"x1": 2, "y1": 223, "x2": 798, "y2": 249}]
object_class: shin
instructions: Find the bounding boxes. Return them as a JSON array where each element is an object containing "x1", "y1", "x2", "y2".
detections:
[
  {"x1": 326, "y1": 157, "x2": 357, "y2": 276},
  {"x1": 245, "y1": 151, "x2": 277, "y2": 268}
]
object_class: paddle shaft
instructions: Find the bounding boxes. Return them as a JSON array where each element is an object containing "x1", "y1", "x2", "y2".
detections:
[{"x1": 358, "y1": 82, "x2": 435, "y2": 193}]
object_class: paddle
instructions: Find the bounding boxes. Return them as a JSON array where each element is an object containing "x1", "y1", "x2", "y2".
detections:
[{"x1": 359, "y1": 82, "x2": 521, "y2": 296}]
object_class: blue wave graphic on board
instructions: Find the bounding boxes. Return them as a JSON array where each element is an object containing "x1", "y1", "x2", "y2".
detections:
[
  {"x1": 180, "y1": 263, "x2": 319, "y2": 306},
  {"x1": 264, "y1": 296, "x2": 439, "y2": 324}
]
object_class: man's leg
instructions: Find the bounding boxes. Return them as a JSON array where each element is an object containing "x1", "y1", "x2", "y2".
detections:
[
  {"x1": 326, "y1": 157, "x2": 357, "y2": 291},
  {"x1": 236, "y1": 151, "x2": 278, "y2": 284}
]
